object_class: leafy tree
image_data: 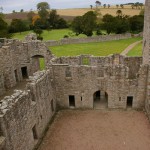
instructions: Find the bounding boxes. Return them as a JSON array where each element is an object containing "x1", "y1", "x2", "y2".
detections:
[
  {"x1": 95, "y1": 1, "x2": 101, "y2": 9},
  {"x1": 113, "y1": 15, "x2": 130, "y2": 34},
  {"x1": 101, "y1": 14, "x2": 115, "y2": 34},
  {"x1": 108, "y1": 4, "x2": 110, "y2": 8},
  {"x1": 9, "y1": 19, "x2": 29, "y2": 34},
  {"x1": 37, "y1": 2, "x2": 50, "y2": 28},
  {"x1": 129, "y1": 15, "x2": 144, "y2": 33},
  {"x1": 71, "y1": 16, "x2": 83, "y2": 35},
  {"x1": 116, "y1": 5, "x2": 119, "y2": 9},
  {"x1": 116, "y1": 10, "x2": 122, "y2": 17},
  {"x1": 37, "y1": 2, "x2": 50, "y2": 10},
  {"x1": 20, "y1": 9, "x2": 24, "y2": 12},
  {"x1": 90, "y1": 5, "x2": 93, "y2": 9},
  {"x1": 120, "y1": 4, "x2": 124, "y2": 9},
  {"x1": 103, "y1": 4, "x2": 106, "y2": 8},
  {"x1": 27, "y1": 10, "x2": 35, "y2": 23},
  {"x1": 71, "y1": 11, "x2": 97, "y2": 36},
  {"x1": 82, "y1": 11, "x2": 97, "y2": 36},
  {"x1": 48, "y1": 10, "x2": 68, "y2": 29},
  {"x1": 0, "y1": 17, "x2": 11, "y2": 38}
]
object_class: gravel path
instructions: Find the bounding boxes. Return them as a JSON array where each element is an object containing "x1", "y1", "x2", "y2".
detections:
[{"x1": 121, "y1": 40, "x2": 142, "y2": 55}]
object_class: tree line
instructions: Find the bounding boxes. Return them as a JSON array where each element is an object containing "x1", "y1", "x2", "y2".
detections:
[{"x1": 0, "y1": 1, "x2": 144, "y2": 39}]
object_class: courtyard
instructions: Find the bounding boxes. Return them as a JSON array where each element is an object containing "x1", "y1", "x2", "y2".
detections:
[{"x1": 38, "y1": 110, "x2": 150, "y2": 150}]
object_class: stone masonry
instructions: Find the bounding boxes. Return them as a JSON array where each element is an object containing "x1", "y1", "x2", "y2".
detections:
[{"x1": 0, "y1": 0, "x2": 150, "y2": 149}]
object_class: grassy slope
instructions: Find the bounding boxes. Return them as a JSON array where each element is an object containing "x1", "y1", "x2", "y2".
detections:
[
  {"x1": 13, "y1": 29, "x2": 87, "y2": 41},
  {"x1": 50, "y1": 37, "x2": 142, "y2": 57},
  {"x1": 127, "y1": 42, "x2": 142, "y2": 56}
]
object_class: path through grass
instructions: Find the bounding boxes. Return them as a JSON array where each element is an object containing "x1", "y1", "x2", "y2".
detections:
[
  {"x1": 127, "y1": 42, "x2": 142, "y2": 56},
  {"x1": 50, "y1": 37, "x2": 142, "y2": 57}
]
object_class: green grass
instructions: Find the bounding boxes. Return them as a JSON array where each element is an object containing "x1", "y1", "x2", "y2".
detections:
[
  {"x1": 13, "y1": 29, "x2": 87, "y2": 41},
  {"x1": 49, "y1": 37, "x2": 142, "y2": 57},
  {"x1": 127, "y1": 42, "x2": 142, "y2": 56}
]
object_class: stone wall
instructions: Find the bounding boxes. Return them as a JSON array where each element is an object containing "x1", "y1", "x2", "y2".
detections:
[
  {"x1": 0, "y1": 70, "x2": 56, "y2": 150},
  {"x1": 46, "y1": 33, "x2": 132, "y2": 47},
  {"x1": 52, "y1": 54, "x2": 146, "y2": 109},
  {"x1": 0, "y1": 38, "x2": 52, "y2": 96}
]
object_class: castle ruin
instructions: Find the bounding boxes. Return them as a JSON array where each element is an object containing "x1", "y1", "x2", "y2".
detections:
[{"x1": 0, "y1": 0, "x2": 150, "y2": 149}]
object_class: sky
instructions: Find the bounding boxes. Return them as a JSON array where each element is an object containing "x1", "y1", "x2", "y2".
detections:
[{"x1": 0, "y1": 0, "x2": 145, "y2": 13}]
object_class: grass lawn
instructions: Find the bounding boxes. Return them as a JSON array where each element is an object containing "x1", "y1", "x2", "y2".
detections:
[
  {"x1": 13, "y1": 29, "x2": 87, "y2": 41},
  {"x1": 127, "y1": 42, "x2": 142, "y2": 56},
  {"x1": 49, "y1": 37, "x2": 142, "y2": 57}
]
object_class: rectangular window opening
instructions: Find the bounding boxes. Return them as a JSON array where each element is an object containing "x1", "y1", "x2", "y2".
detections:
[
  {"x1": 82, "y1": 58, "x2": 90, "y2": 65},
  {"x1": 32, "y1": 125, "x2": 38, "y2": 140},
  {"x1": 127, "y1": 96, "x2": 133, "y2": 108},
  {"x1": 69, "y1": 95, "x2": 75, "y2": 107}
]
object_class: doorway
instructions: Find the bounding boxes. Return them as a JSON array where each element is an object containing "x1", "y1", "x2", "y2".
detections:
[
  {"x1": 69, "y1": 95, "x2": 75, "y2": 107},
  {"x1": 93, "y1": 90, "x2": 108, "y2": 109},
  {"x1": 21, "y1": 67, "x2": 28, "y2": 79},
  {"x1": 127, "y1": 96, "x2": 133, "y2": 108}
]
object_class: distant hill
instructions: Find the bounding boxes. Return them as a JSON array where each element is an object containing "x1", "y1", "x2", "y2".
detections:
[{"x1": 4, "y1": 5, "x2": 142, "y2": 22}]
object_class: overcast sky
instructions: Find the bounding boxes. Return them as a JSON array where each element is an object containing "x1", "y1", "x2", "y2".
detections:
[{"x1": 0, "y1": 0, "x2": 145, "y2": 13}]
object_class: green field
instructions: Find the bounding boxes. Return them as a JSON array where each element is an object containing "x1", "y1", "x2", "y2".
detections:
[
  {"x1": 49, "y1": 37, "x2": 142, "y2": 57},
  {"x1": 127, "y1": 42, "x2": 142, "y2": 56},
  {"x1": 13, "y1": 29, "x2": 87, "y2": 41}
]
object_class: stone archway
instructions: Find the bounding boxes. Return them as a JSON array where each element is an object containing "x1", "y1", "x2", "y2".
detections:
[{"x1": 93, "y1": 90, "x2": 108, "y2": 109}]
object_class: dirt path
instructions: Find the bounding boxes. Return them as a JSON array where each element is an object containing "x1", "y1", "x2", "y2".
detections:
[
  {"x1": 38, "y1": 110, "x2": 150, "y2": 150},
  {"x1": 121, "y1": 40, "x2": 142, "y2": 55}
]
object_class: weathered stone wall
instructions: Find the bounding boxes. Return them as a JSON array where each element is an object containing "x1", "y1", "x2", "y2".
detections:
[
  {"x1": 0, "y1": 38, "x2": 52, "y2": 96},
  {"x1": 0, "y1": 70, "x2": 56, "y2": 150},
  {"x1": 52, "y1": 55, "x2": 146, "y2": 109},
  {"x1": 143, "y1": 0, "x2": 150, "y2": 65},
  {"x1": 46, "y1": 33, "x2": 132, "y2": 46}
]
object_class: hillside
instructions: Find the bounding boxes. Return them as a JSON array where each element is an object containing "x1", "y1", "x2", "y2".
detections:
[{"x1": 5, "y1": 5, "x2": 142, "y2": 22}]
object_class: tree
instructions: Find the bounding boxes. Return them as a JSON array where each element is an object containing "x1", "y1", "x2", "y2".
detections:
[
  {"x1": 82, "y1": 11, "x2": 97, "y2": 36},
  {"x1": 71, "y1": 16, "x2": 83, "y2": 35},
  {"x1": 108, "y1": 4, "x2": 110, "y2": 8},
  {"x1": 37, "y1": 2, "x2": 50, "y2": 27},
  {"x1": 9, "y1": 19, "x2": 29, "y2": 34},
  {"x1": 116, "y1": 5, "x2": 119, "y2": 9},
  {"x1": 120, "y1": 4, "x2": 124, "y2": 9},
  {"x1": 37, "y1": 2, "x2": 50, "y2": 10},
  {"x1": 101, "y1": 14, "x2": 115, "y2": 34},
  {"x1": 48, "y1": 10, "x2": 68, "y2": 29},
  {"x1": 103, "y1": 4, "x2": 106, "y2": 8},
  {"x1": 139, "y1": 3, "x2": 144, "y2": 9},
  {"x1": 116, "y1": 10, "x2": 122, "y2": 17},
  {"x1": 131, "y1": 4, "x2": 135, "y2": 9},
  {"x1": 20, "y1": 9, "x2": 24, "y2": 12},
  {"x1": 0, "y1": 17, "x2": 11, "y2": 38},
  {"x1": 90, "y1": 5, "x2": 93, "y2": 9},
  {"x1": 129, "y1": 15, "x2": 144, "y2": 33},
  {"x1": 71, "y1": 11, "x2": 97, "y2": 36},
  {"x1": 27, "y1": 10, "x2": 36, "y2": 22},
  {"x1": 95, "y1": 1, "x2": 101, "y2": 9}
]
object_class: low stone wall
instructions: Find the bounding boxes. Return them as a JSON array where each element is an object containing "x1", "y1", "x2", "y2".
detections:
[
  {"x1": 46, "y1": 33, "x2": 132, "y2": 47},
  {"x1": 0, "y1": 70, "x2": 56, "y2": 150}
]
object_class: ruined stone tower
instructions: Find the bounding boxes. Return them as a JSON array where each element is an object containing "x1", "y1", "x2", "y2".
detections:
[{"x1": 143, "y1": 0, "x2": 150, "y2": 64}]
